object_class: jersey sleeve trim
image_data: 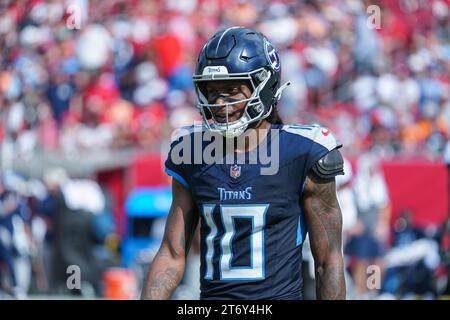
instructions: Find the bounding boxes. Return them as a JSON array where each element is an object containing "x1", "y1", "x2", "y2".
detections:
[
  {"x1": 165, "y1": 167, "x2": 190, "y2": 189},
  {"x1": 282, "y1": 124, "x2": 342, "y2": 151}
]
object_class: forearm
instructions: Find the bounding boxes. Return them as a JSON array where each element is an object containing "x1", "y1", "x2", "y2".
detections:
[
  {"x1": 141, "y1": 250, "x2": 185, "y2": 300},
  {"x1": 141, "y1": 179, "x2": 198, "y2": 300},
  {"x1": 315, "y1": 253, "x2": 346, "y2": 300},
  {"x1": 303, "y1": 174, "x2": 346, "y2": 300}
]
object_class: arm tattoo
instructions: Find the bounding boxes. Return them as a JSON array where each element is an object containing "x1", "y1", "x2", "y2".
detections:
[
  {"x1": 142, "y1": 267, "x2": 180, "y2": 300},
  {"x1": 303, "y1": 172, "x2": 346, "y2": 300},
  {"x1": 141, "y1": 191, "x2": 199, "y2": 300}
]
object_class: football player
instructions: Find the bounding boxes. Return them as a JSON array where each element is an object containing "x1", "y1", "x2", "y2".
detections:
[{"x1": 142, "y1": 27, "x2": 346, "y2": 300}]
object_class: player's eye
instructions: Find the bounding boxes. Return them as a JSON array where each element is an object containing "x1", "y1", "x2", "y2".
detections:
[
  {"x1": 206, "y1": 88, "x2": 218, "y2": 98},
  {"x1": 228, "y1": 87, "x2": 240, "y2": 95},
  {"x1": 207, "y1": 90, "x2": 218, "y2": 98}
]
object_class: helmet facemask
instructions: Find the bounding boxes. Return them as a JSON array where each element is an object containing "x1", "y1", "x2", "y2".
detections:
[{"x1": 193, "y1": 68, "x2": 274, "y2": 138}]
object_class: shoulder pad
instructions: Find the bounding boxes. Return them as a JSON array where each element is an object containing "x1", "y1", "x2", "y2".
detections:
[
  {"x1": 311, "y1": 148, "x2": 344, "y2": 179},
  {"x1": 282, "y1": 124, "x2": 342, "y2": 151}
]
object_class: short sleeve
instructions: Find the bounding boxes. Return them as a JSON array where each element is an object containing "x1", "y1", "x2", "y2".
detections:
[
  {"x1": 165, "y1": 159, "x2": 189, "y2": 189},
  {"x1": 164, "y1": 134, "x2": 190, "y2": 189},
  {"x1": 163, "y1": 125, "x2": 205, "y2": 189}
]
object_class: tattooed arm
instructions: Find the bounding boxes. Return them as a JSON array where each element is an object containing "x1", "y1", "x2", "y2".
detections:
[
  {"x1": 141, "y1": 179, "x2": 199, "y2": 299},
  {"x1": 302, "y1": 172, "x2": 346, "y2": 300}
]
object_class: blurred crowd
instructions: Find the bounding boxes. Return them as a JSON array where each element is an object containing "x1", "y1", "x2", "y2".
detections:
[
  {"x1": 0, "y1": 0, "x2": 449, "y2": 160},
  {"x1": 1, "y1": 0, "x2": 450, "y2": 299}
]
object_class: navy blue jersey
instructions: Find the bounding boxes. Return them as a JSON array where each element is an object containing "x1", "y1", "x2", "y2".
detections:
[{"x1": 165, "y1": 123, "x2": 342, "y2": 299}]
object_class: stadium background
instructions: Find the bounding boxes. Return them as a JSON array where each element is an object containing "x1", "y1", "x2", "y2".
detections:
[{"x1": 0, "y1": 0, "x2": 449, "y2": 299}]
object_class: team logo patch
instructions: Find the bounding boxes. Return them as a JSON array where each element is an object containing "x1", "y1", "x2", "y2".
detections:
[
  {"x1": 264, "y1": 39, "x2": 280, "y2": 71},
  {"x1": 230, "y1": 165, "x2": 241, "y2": 179}
]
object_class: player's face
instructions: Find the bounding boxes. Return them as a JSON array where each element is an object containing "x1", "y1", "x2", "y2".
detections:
[{"x1": 205, "y1": 80, "x2": 252, "y2": 123}]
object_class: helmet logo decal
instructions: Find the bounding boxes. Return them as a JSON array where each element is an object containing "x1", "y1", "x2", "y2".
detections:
[
  {"x1": 264, "y1": 39, "x2": 280, "y2": 71},
  {"x1": 202, "y1": 66, "x2": 229, "y2": 75}
]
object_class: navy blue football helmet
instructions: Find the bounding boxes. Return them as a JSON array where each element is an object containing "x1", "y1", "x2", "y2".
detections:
[{"x1": 193, "y1": 26, "x2": 291, "y2": 138}]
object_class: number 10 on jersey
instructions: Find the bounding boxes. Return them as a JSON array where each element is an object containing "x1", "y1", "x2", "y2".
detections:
[{"x1": 202, "y1": 204, "x2": 269, "y2": 281}]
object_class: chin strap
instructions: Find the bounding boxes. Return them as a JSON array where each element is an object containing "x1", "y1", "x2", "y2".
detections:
[{"x1": 274, "y1": 81, "x2": 291, "y2": 101}]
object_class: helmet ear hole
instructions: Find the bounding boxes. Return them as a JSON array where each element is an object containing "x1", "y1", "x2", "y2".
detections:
[{"x1": 247, "y1": 102, "x2": 263, "y2": 118}]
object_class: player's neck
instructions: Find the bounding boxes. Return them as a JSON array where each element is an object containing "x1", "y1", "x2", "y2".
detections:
[{"x1": 233, "y1": 120, "x2": 271, "y2": 153}]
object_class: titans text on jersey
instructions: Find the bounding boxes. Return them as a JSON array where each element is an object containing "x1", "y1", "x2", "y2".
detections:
[{"x1": 165, "y1": 123, "x2": 342, "y2": 300}]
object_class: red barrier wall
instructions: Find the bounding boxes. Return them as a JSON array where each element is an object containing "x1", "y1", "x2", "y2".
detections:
[
  {"x1": 382, "y1": 161, "x2": 449, "y2": 227},
  {"x1": 129, "y1": 153, "x2": 169, "y2": 188},
  {"x1": 97, "y1": 168, "x2": 127, "y2": 237}
]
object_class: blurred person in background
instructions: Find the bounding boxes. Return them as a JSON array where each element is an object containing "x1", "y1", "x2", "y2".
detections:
[
  {"x1": 346, "y1": 154, "x2": 391, "y2": 299},
  {"x1": 441, "y1": 141, "x2": 450, "y2": 295},
  {"x1": 0, "y1": 173, "x2": 32, "y2": 299},
  {"x1": 381, "y1": 210, "x2": 440, "y2": 298},
  {"x1": 51, "y1": 167, "x2": 115, "y2": 296},
  {"x1": 35, "y1": 167, "x2": 70, "y2": 294},
  {"x1": 0, "y1": 175, "x2": 19, "y2": 297},
  {"x1": 336, "y1": 157, "x2": 358, "y2": 299},
  {"x1": 439, "y1": 217, "x2": 450, "y2": 296},
  {"x1": 55, "y1": 171, "x2": 114, "y2": 296}
]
